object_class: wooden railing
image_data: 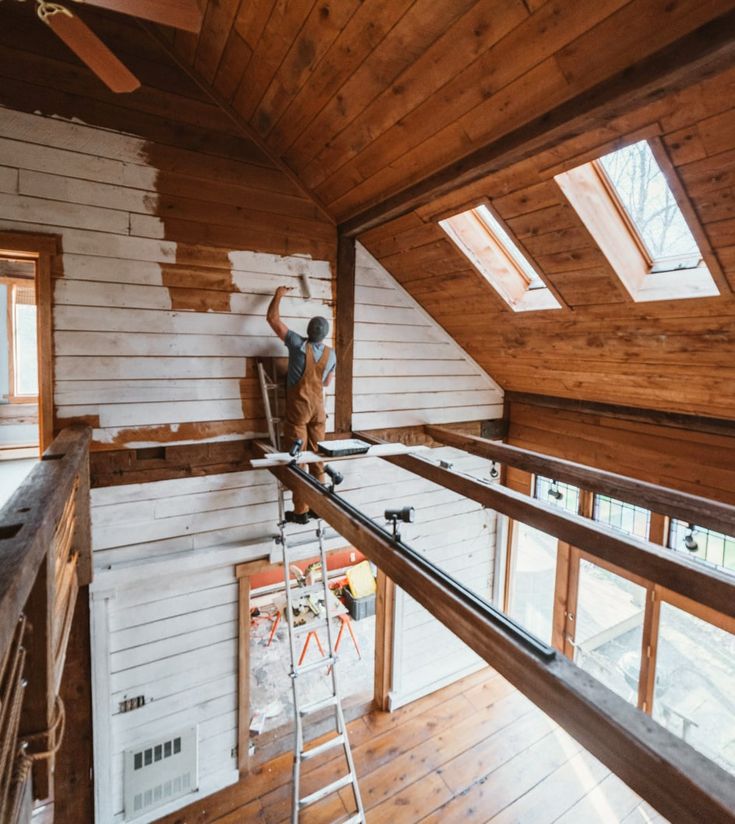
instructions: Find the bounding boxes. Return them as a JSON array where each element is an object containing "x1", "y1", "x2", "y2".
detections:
[{"x1": 0, "y1": 427, "x2": 91, "y2": 823}]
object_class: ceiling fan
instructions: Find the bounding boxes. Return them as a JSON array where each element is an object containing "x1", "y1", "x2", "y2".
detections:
[{"x1": 24, "y1": 0, "x2": 204, "y2": 93}]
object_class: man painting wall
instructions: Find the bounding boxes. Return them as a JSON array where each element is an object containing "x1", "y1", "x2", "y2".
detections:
[{"x1": 267, "y1": 286, "x2": 336, "y2": 524}]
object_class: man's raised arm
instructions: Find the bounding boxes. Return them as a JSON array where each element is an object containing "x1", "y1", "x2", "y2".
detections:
[{"x1": 267, "y1": 285, "x2": 292, "y2": 341}]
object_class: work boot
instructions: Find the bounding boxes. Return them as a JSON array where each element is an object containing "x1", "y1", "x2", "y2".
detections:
[{"x1": 284, "y1": 511, "x2": 310, "y2": 525}]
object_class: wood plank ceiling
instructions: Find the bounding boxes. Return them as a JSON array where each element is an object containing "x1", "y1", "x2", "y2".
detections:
[{"x1": 165, "y1": 0, "x2": 735, "y2": 223}]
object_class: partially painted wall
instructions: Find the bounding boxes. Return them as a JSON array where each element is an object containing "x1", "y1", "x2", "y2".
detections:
[{"x1": 0, "y1": 104, "x2": 506, "y2": 822}]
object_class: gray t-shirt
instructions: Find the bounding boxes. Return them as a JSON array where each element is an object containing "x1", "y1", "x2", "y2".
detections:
[{"x1": 284, "y1": 330, "x2": 336, "y2": 387}]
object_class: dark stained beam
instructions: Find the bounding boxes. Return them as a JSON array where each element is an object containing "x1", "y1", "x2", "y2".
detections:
[
  {"x1": 339, "y1": 10, "x2": 735, "y2": 237},
  {"x1": 334, "y1": 234, "x2": 356, "y2": 433},
  {"x1": 426, "y1": 425, "x2": 735, "y2": 536},
  {"x1": 507, "y1": 391, "x2": 735, "y2": 438},
  {"x1": 353, "y1": 432, "x2": 735, "y2": 620},
  {"x1": 266, "y1": 458, "x2": 735, "y2": 824}
]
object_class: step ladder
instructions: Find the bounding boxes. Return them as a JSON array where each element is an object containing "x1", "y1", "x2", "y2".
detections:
[{"x1": 258, "y1": 362, "x2": 366, "y2": 824}]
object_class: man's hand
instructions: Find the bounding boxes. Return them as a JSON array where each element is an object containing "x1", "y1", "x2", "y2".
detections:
[{"x1": 275, "y1": 285, "x2": 293, "y2": 299}]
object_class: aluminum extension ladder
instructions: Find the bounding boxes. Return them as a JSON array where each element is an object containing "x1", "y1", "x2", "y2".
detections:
[{"x1": 258, "y1": 362, "x2": 366, "y2": 824}]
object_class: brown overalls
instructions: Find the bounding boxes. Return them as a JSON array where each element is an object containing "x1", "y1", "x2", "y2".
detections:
[{"x1": 283, "y1": 342, "x2": 331, "y2": 514}]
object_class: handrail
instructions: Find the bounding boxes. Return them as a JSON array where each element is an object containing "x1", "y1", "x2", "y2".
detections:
[
  {"x1": 355, "y1": 431, "x2": 735, "y2": 620},
  {"x1": 0, "y1": 426, "x2": 92, "y2": 666},
  {"x1": 425, "y1": 425, "x2": 735, "y2": 536}
]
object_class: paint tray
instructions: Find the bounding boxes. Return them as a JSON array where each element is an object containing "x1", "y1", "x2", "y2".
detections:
[{"x1": 317, "y1": 438, "x2": 371, "y2": 457}]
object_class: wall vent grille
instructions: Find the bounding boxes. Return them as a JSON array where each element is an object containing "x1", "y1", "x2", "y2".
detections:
[{"x1": 123, "y1": 726, "x2": 198, "y2": 821}]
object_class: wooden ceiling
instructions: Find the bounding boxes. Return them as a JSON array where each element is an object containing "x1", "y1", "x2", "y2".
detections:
[{"x1": 163, "y1": 0, "x2": 735, "y2": 224}]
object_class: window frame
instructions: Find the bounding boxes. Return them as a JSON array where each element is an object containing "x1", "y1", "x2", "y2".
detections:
[
  {"x1": 554, "y1": 137, "x2": 724, "y2": 302},
  {"x1": 438, "y1": 198, "x2": 564, "y2": 313}
]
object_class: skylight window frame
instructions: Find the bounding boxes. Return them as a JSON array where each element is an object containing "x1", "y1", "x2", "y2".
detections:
[
  {"x1": 437, "y1": 198, "x2": 563, "y2": 313},
  {"x1": 554, "y1": 137, "x2": 724, "y2": 303}
]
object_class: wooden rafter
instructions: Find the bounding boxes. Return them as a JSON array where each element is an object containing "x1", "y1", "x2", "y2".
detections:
[
  {"x1": 354, "y1": 432, "x2": 735, "y2": 620},
  {"x1": 425, "y1": 425, "x2": 735, "y2": 536}
]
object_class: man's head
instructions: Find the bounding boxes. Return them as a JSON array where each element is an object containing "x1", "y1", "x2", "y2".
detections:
[{"x1": 307, "y1": 316, "x2": 329, "y2": 343}]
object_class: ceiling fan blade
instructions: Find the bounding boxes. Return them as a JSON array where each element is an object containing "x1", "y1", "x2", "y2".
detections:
[
  {"x1": 40, "y1": 5, "x2": 141, "y2": 93},
  {"x1": 74, "y1": 0, "x2": 203, "y2": 33}
]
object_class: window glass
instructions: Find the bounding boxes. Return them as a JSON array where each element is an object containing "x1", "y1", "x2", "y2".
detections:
[
  {"x1": 534, "y1": 476, "x2": 580, "y2": 515},
  {"x1": 593, "y1": 494, "x2": 650, "y2": 539},
  {"x1": 653, "y1": 602, "x2": 735, "y2": 775},
  {"x1": 598, "y1": 140, "x2": 701, "y2": 271},
  {"x1": 574, "y1": 560, "x2": 646, "y2": 705},
  {"x1": 668, "y1": 520, "x2": 735, "y2": 576},
  {"x1": 507, "y1": 521, "x2": 557, "y2": 644},
  {"x1": 14, "y1": 298, "x2": 38, "y2": 397}
]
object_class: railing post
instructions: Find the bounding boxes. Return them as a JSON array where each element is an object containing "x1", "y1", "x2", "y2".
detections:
[{"x1": 18, "y1": 549, "x2": 54, "y2": 800}]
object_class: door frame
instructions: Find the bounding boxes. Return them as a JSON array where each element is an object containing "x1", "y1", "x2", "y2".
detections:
[{"x1": 0, "y1": 231, "x2": 59, "y2": 452}]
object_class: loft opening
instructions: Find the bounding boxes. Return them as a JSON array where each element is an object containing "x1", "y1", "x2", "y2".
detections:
[{"x1": 438, "y1": 202, "x2": 562, "y2": 312}]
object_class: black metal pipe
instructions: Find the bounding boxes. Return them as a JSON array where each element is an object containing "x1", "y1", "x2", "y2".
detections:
[{"x1": 287, "y1": 463, "x2": 556, "y2": 663}]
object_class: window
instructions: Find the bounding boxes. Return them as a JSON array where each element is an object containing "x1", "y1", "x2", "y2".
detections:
[
  {"x1": 534, "y1": 475, "x2": 580, "y2": 515},
  {"x1": 555, "y1": 139, "x2": 719, "y2": 302},
  {"x1": 593, "y1": 494, "x2": 650, "y2": 540},
  {"x1": 652, "y1": 601, "x2": 735, "y2": 775},
  {"x1": 6, "y1": 279, "x2": 38, "y2": 401},
  {"x1": 439, "y1": 204, "x2": 561, "y2": 312},
  {"x1": 668, "y1": 520, "x2": 735, "y2": 575},
  {"x1": 574, "y1": 560, "x2": 646, "y2": 705}
]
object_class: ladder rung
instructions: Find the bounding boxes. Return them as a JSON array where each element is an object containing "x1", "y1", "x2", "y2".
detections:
[
  {"x1": 299, "y1": 773, "x2": 354, "y2": 808},
  {"x1": 341, "y1": 815, "x2": 364, "y2": 824},
  {"x1": 295, "y1": 655, "x2": 336, "y2": 675},
  {"x1": 300, "y1": 733, "x2": 345, "y2": 761},
  {"x1": 299, "y1": 694, "x2": 338, "y2": 717},
  {"x1": 292, "y1": 618, "x2": 328, "y2": 635}
]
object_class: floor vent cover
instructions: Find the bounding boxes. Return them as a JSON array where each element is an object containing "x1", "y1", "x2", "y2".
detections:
[{"x1": 123, "y1": 726, "x2": 198, "y2": 820}]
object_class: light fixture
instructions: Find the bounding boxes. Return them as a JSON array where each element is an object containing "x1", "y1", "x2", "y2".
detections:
[
  {"x1": 385, "y1": 506, "x2": 414, "y2": 541},
  {"x1": 490, "y1": 461, "x2": 500, "y2": 480},
  {"x1": 684, "y1": 523, "x2": 699, "y2": 552},
  {"x1": 548, "y1": 480, "x2": 563, "y2": 501}
]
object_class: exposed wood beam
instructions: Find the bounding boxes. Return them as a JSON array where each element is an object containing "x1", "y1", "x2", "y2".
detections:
[
  {"x1": 507, "y1": 391, "x2": 735, "y2": 437},
  {"x1": 139, "y1": 23, "x2": 336, "y2": 228},
  {"x1": 339, "y1": 10, "x2": 735, "y2": 237},
  {"x1": 266, "y1": 458, "x2": 735, "y2": 824},
  {"x1": 335, "y1": 234, "x2": 356, "y2": 433},
  {"x1": 426, "y1": 425, "x2": 735, "y2": 536},
  {"x1": 353, "y1": 433, "x2": 735, "y2": 620}
]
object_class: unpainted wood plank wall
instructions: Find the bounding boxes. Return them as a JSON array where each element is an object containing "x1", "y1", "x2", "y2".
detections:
[{"x1": 507, "y1": 401, "x2": 735, "y2": 507}]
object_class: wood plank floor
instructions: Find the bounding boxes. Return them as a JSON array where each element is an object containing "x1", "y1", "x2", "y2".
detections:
[{"x1": 156, "y1": 667, "x2": 667, "y2": 824}]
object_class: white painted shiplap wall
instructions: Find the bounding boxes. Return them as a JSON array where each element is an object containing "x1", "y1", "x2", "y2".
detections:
[
  {"x1": 353, "y1": 244, "x2": 504, "y2": 429},
  {"x1": 89, "y1": 443, "x2": 498, "y2": 821}
]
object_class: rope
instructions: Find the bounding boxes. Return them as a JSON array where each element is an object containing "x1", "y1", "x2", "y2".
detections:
[{"x1": 23, "y1": 695, "x2": 66, "y2": 761}]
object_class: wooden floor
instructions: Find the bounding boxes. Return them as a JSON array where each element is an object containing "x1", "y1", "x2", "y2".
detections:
[{"x1": 157, "y1": 667, "x2": 667, "y2": 824}]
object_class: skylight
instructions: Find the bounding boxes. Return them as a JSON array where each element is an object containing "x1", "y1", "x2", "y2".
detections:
[
  {"x1": 554, "y1": 139, "x2": 720, "y2": 303},
  {"x1": 597, "y1": 140, "x2": 701, "y2": 273},
  {"x1": 439, "y1": 204, "x2": 560, "y2": 312}
]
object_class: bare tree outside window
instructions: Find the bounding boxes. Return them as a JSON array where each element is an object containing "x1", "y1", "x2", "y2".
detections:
[{"x1": 599, "y1": 140, "x2": 701, "y2": 268}]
